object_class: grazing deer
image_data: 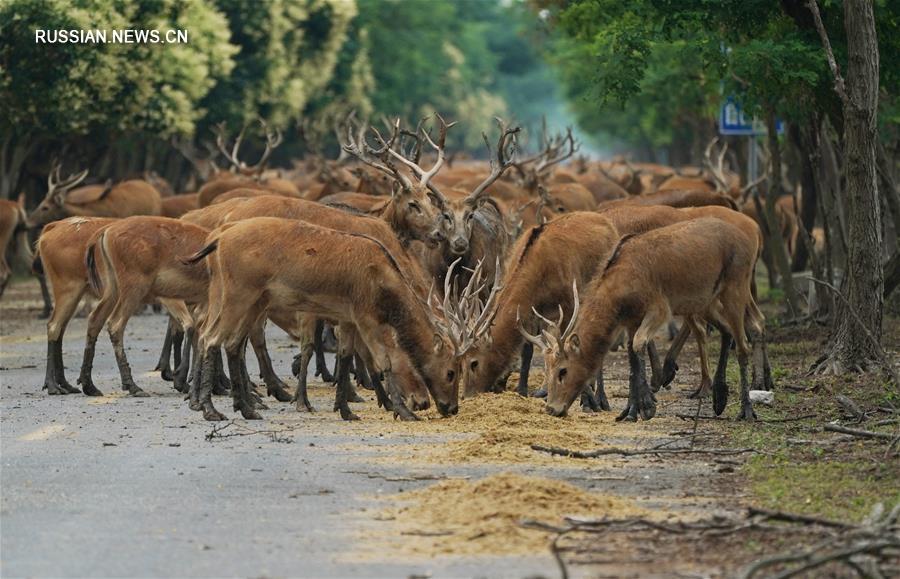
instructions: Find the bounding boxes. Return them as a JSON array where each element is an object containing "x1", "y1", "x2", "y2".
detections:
[
  {"x1": 25, "y1": 163, "x2": 162, "y2": 229},
  {"x1": 188, "y1": 218, "x2": 494, "y2": 421},
  {"x1": 0, "y1": 197, "x2": 30, "y2": 297},
  {"x1": 79, "y1": 216, "x2": 212, "y2": 397},
  {"x1": 596, "y1": 188, "x2": 738, "y2": 212},
  {"x1": 460, "y1": 212, "x2": 620, "y2": 405},
  {"x1": 34, "y1": 217, "x2": 116, "y2": 395},
  {"x1": 534, "y1": 218, "x2": 765, "y2": 421},
  {"x1": 597, "y1": 204, "x2": 772, "y2": 399}
]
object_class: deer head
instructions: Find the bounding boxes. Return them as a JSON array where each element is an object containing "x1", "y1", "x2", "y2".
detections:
[
  {"x1": 512, "y1": 124, "x2": 579, "y2": 193},
  {"x1": 342, "y1": 114, "x2": 455, "y2": 245},
  {"x1": 26, "y1": 161, "x2": 89, "y2": 228}
]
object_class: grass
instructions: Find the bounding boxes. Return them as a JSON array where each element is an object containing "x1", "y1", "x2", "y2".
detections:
[{"x1": 709, "y1": 300, "x2": 900, "y2": 524}]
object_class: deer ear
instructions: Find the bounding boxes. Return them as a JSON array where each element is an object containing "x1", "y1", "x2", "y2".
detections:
[
  {"x1": 433, "y1": 334, "x2": 444, "y2": 353},
  {"x1": 566, "y1": 334, "x2": 581, "y2": 355}
]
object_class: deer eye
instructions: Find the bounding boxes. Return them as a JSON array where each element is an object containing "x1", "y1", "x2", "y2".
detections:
[
  {"x1": 470, "y1": 360, "x2": 478, "y2": 371},
  {"x1": 409, "y1": 201, "x2": 422, "y2": 213},
  {"x1": 443, "y1": 213, "x2": 452, "y2": 224},
  {"x1": 447, "y1": 370, "x2": 455, "y2": 382},
  {"x1": 557, "y1": 368, "x2": 568, "y2": 381}
]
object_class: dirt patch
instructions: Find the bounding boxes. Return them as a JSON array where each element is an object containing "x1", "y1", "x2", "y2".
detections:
[{"x1": 368, "y1": 472, "x2": 648, "y2": 557}]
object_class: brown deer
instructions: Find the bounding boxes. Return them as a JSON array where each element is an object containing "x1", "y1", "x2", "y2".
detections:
[
  {"x1": 26, "y1": 163, "x2": 162, "y2": 229},
  {"x1": 595, "y1": 188, "x2": 739, "y2": 212},
  {"x1": 460, "y1": 212, "x2": 620, "y2": 405},
  {"x1": 0, "y1": 197, "x2": 30, "y2": 297},
  {"x1": 188, "y1": 218, "x2": 494, "y2": 421},
  {"x1": 534, "y1": 218, "x2": 765, "y2": 421},
  {"x1": 79, "y1": 216, "x2": 212, "y2": 397},
  {"x1": 597, "y1": 204, "x2": 772, "y2": 399},
  {"x1": 34, "y1": 217, "x2": 116, "y2": 395}
]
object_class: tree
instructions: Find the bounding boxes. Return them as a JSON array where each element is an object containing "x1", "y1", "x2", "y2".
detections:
[{"x1": 808, "y1": 0, "x2": 883, "y2": 373}]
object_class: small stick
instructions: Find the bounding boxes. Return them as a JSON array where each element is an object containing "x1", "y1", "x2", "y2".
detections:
[
  {"x1": 747, "y1": 506, "x2": 852, "y2": 529},
  {"x1": 530, "y1": 444, "x2": 758, "y2": 458},
  {"x1": 823, "y1": 424, "x2": 897, "y2": 441}
]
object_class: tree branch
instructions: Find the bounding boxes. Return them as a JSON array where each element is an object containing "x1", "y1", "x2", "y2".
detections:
[{"x1": 806, "y1": 0, "x2": 848, "y2": 104}]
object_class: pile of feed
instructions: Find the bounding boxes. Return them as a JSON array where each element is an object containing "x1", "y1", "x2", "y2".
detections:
[
  {"x1": 339, "y1": 388, "x2": 675, "y2": 465},
  {"x1": 371, "y1": 472, "x2": 647, "y2": 556}
]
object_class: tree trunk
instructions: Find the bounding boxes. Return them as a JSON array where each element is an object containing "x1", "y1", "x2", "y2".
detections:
[
  {"x1": 813, "y1": 0, "x2": 882, "y2": 373},
  {"x1": 791, "y1": 122, "x2": 819, "y2": 271}
]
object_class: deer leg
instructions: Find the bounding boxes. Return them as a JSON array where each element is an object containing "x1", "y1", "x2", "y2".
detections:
[
  {"x1": 685, "y1": 318, "x2": 712, "y2": 399},
  {"x1": 197, "y1": 347, "x2": 225, "y2": 421},
  {"x1": 313, "y1": 320, "x2": 335, "y2": 383},
  {"x1": 291, "y1": 343, "x2": 316, "y2": 413},
  {"x1": 43, "y1": 283, "x2": 83, "y2": 394},
  {"x1": 580, "y1": 383, "x2": 600, "y2": 412},
  {"x1": 212, "y1": 348, "x2": 231, "y2": 395},
  {"x1": 333, "y1": 354, "x2": 359, "y2": 421},
  {"x1": 647, "y1": 340, "x2": 663, "y2": 393},
  {"x1": 384, "y1": 369, "x2": 419, "y2": 422},
  {"x1": 751, "y1": 326, "x2": 775, "y2": 392},
  {"x1": 516, "y1": 342, "x2": 534, "y2": 396},
  {"x1": 187, "y1": 340, "x2": 203, "y2": 409},
  {"x1": 370, "y1": 371, "x2": 393, "y2": 411},
  {"x1": 239, "y1": 350, "x2": 267, "y2": 410},
  {"x1": 594, "y1": 365, "x2": 611, "y2": 411},
  {"x1": 154, "y1": 317, "x2": 176, "y2": 381},
  {"x1": 37, "y1": 271, "x2": 52, "y2": 319},
  {"x1": 249, "y1": 321, "x2": 292, "y2": 402},
  {"x1": 76, "y1": 288, "x2": 117, "y2": 397},
  {"x1": 354, "y1": 352, "x2": 374, "y2": 391},
  {"x1": 344, "y1": 357, "x2": 365, "y2": 403},
  {"x1": 617, "y1": 329, "x2": 659, "y2": 422},
  {"x1": 108, "y1": 324, "x2": 148, "y2": 398},
  {"x1": 660, "y1": 322, "x2": 691, "y2": 390},
  {"x1": 711, "y1": 331, "x2": 732, "y2": 416},
  {"x1": 172, "y1": 328, "x2": 194, "y2": 394},
  {"x1": 226, "y1": 340, "x2": 262, "y2": 420}
]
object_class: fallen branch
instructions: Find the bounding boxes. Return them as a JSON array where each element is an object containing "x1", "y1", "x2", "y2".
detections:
[
  {"x1": 530, "y1": 444, "x2": 757, "y2": 458},
  {"x1": 205, "y1": 420, "x2": 299, "y2": 443},
  {"x1": 747, "y1": 507, "x2": 852, "y2": 529},
  {"x1": 823, "y1": 423, "x2": 897, "y2": 441},
  {"x1": 836, "y1": 394, "x2": 866, "y2": 422}
]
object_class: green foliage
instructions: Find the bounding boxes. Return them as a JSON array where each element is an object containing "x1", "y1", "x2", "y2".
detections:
[
  {"x1": 539, "y1": 0, "x2": 898, "y2": 157},
  {"x1": 0, "y1": 0, "x2": 236, "y2": 138}
]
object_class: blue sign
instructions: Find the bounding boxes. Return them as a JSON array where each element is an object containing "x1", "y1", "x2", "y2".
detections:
[{"x1": 719, "y1": 97, "x2": 783, "y2": 136}]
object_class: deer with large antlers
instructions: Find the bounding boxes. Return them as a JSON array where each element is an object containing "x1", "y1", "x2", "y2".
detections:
[
  {"x1": 188, "y1": 217, "x2": 496, "y2": 421},
  {"x1": 536, "y1": 218, "x2": 765, "y2": 421},
  {"x1": 460, "y1": 211, "x2": 620, "y2": 405},
  {"x1": 25, "y1": 162, "x2": 162, "y2": 229}
]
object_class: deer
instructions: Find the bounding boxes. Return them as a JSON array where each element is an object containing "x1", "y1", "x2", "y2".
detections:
[
  {"x1": 531, "y1": 218, "x2": 766, "y2": 421},
  {"x1": 419, "y1": 120, "x2": 520, "y2": 299},
  {"x1": 25, "y1": 162, "x2": 162, "y2": 229},
  {"x1": 161, "y1": 116, "x2": 456, "y2": 398},
  {"x1": 595, "y1": 188, "x2": 739, "y2": 212},
  {"x1": 77, "y1": 216, "x2": 213, "y2": 397},
  {"x1": 197, "y1": 120, "x2": 298, "y2": 206},
  {"x1": 595, "y1": 204, "x2": 773, "y2": 401},
  {"x1": 161, "y1": 193, "x2": 200, "y2": 218},
  {"x1": 0, "y1": 197, "x2": 30, "y2": 297},
  {"x1": 460, "y1": 211, "x2": 620, "y2": 408},
  {"x1": 33, "y1": 216, "x2": 116, "y2": 395},
  {"x1": 187, "y1": 217, "x2": 497, "y2": 421}
]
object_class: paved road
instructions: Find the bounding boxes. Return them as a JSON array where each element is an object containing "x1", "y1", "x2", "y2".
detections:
[{"x1": 1, "y1": 291, "x2": 558, "y2": 578}]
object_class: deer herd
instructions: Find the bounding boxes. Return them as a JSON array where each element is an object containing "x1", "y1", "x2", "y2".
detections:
[{"x1": 1, "y1": 114, "x2": 806, "y2": 425}]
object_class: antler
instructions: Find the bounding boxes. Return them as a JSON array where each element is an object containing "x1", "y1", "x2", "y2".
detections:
[
  {"x1": 534, "y1": 127, "x2": 578, "y2": 175},
  {"x1": 703, "y1": 137, "x2": 731, "y2": 193},
  {"x1": 47, "y1": 159, "x2": 88, "y2": 197},
  {"x1": 216, "y1": 119, "x2": 283, "y2": 177},
  {"x1": 382, "y1": 113, "x2": 456, "y2": 203},
  {"x1": 517, "y1": 280, "x2": 580, "y2": 354},
  {"x1": 465, "y1": 118, "x2": 521, "y2": 205},
  {"x1": 426, "y1": 257, "x2": 503, "y2": 356},
  {"x1": 340, "y1": 117, "x2": 414, "y2": 192}
]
